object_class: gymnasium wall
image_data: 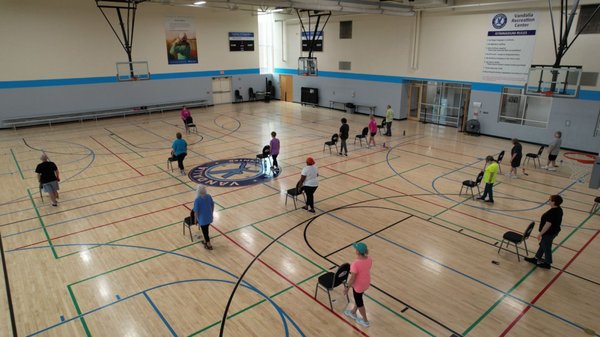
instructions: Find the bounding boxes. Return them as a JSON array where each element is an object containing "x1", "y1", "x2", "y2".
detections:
[
  {"x1": 272, "y1": 8, "x2": 600, "y2": 152},
  {"x1": 0, "y1": 0, "x2": 263, "y2": 120}
]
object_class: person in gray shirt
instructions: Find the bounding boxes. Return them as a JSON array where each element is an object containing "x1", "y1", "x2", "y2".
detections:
[{"x1": 543, "y1": 131, "x2": 562, "y2": 171}]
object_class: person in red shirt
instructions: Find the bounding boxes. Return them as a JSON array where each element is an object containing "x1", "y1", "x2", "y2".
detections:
[{"x1": 344, "y1": 242, "x2": 373, "y2": 327}]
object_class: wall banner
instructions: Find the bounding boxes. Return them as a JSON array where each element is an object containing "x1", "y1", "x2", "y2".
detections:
[
  {"x1": 229, "y1": 32, "x2": 255, "y2": 51},
  {"x1": 481, "y1": 12, "x2": 538, "y2": 85},
  {"x1": 165, "y1": 17, "x2": 198, "y2": 64}
]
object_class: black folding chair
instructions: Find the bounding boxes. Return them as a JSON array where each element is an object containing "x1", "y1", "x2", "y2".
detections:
[
  {"x1": 285, "y1": 186, "x2": 306, "y2": 209},
  {"x1": 256, "y1": 145, "x2": 271, "y2": 170},
  {"x1": 460, "y1": 171, "x2": 484, "y2": 199},
  {"x1": 525, "y1": 146, "x2": 544, "y2": 168},
  {"x1": 182, "y1": 210, "x2": 196, "y2": 242},
  {"x1": 497, "y1": 221, "x2": 535, "y2": 261},
  {"x1": 323, "y1": 134, "x2": 339, "y2": 154},
  {"x1": 314, "y1": 263, "x2": 351, "y2": 309},
  {"x1": 354, "y1": 127, "x2": 368, "y2": 147},
  {"x1": 496, "y1": 150, "x2": 505, "y2": 173}
]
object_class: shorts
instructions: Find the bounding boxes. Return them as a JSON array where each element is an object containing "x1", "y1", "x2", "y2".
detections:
[
  {"x1": 511, "y1": 155, "x2": 522, "y2": 168},
  {"x1": 370, "y1": 132, "x2": 376, "y2": 137},
  {"x1": 42, "y1": 180, "x2": 59, "y2": 193},
  {"x1": 353, "y1": 289, "x2": 365, "y2": 307},
  {"x1": 548, "y1": 154, "x2": 558, "y2": 161}
]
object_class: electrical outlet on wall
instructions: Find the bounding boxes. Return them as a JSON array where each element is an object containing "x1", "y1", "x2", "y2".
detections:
[{"x1": 565, "y1": 120, "x2": 571, "y2": 127}]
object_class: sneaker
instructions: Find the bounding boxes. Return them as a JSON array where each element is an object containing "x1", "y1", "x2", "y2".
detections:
[
  {"x1": 524, "y1": 257, "x2": 537, "y2": 264},
  {"x1": 343, "y1": 310, "x2": 357, "y2": 320},
  {"x1": 485, "y1": 200, "x2": 494, "y2": 203},
  {"x1": 344, "y1": 153, "x2": 348, "y2": 156},
  {"x1": 339, "y1": 152, "x2": 343, "y2": 156},
  {"x1": 308, "y1": 209, "x2": 316, "y2": 213},
  {"x1": 52, "y1": 203, "x2": 58, "y2": 207},
  {"x1": 547, "y1": 167, "x2": 557, "y2": 171},
  {"x1": 505, "y1": 173, "x2": 512, "y2": 177},
  {"x1": 541, "y1": 166, "x2": 549, "y2": 169},
  {"x1": 537, "y1": 262, "x2": 551, "y2": 269},
  {"x1": 476, "y1": 197, "x2": 485, "y2": 201},
  {"x1": 355, "y1": 318, "x2": 370, "y2": 327}
]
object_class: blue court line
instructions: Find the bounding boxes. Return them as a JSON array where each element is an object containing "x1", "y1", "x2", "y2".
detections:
[
  {"x1": 310, "y1": 203, "x2": 595, "y2": 335},
  {"x1": 143, "y1": 292, "x2": 178, "y2": 337},
  {"x1": 9, "y1": 243, "x2": 303, "y2": 337}
]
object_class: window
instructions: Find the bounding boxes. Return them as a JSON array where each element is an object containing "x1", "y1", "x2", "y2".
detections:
[
  {"x1": 499, "y1": 87, "x2": 551, "y2": 128},
  {"x1": 339, "y1": 21, "x2": 352, "y2": 39},
  {"x1": 258, "y1": 13, "x2": 274, "y2": 74}
]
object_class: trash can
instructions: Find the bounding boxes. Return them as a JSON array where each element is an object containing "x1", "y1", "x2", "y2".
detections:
[{"x1": 345, "y1": 103, "x2": 355, "y2": 114}]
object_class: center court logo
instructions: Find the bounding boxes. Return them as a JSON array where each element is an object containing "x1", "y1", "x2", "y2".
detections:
[
  {"x1": 492, "y1": 13, "x2": 508, "y2": 29},
  {"x1": 188, "y1": 158, "x2": 272, "y2": 187}
]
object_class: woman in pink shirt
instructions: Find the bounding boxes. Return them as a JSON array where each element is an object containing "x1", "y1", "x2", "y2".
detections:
[
  {"x1": 180, "y1": 106, "x2": 192, "y2": 133},
  {"x1": 344, "y1": 242, "x2": 373, "y2": 327},
  {"x1": 367, "y1": 115, "x2": 377, "y2": 148}
]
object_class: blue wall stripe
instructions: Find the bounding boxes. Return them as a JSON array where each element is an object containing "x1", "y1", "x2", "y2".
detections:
[
  {"x1": 0, "y1": 68, "x2": 261, "y2": 89},
  {"x1": 274, "y1": 67, "x2": 600, "y2": 100}
]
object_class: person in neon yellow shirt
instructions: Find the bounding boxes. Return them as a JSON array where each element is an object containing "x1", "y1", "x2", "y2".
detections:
[{"x1": 478, "y1": 155, "x2": 498, "y2": 203}]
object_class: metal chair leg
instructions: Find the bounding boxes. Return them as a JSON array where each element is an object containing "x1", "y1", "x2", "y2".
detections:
[
  {"x1": 524, "y1": 240, "x2": 529, "y2": 256},
  {"x1": 326, "y1": 290, "x2": 333, "y2": 310},
  {"x1": 515, "y1": 243, "x2": 521, "y2": 261},
  {"x1": 497, "y1": 239, "x2": 504, "y2": 254}
]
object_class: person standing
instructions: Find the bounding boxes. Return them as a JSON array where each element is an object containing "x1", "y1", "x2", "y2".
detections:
[
  {"x1": 193, "y1": 185, "x2": 215, "y2": 250},
  {"x1": 35, "y1": 153, "x2": 60, "y2": 207},
  {"x1": 270, "y1": 131, "x2": 280, "y2": 170},
  {"x1": 297, "y1": 157, "x2": 318, "y2": 213},
  {"x1": 367, "y1": 115, "x2": 377, "y2": 148},
  {"x1": 508, "y1": 138, "x2": 523, "y2": 178},
  {"x1": 339, "y1": 118, "x2": 349, "y2": 156},
  {"x1": 180, "y1": 106, "x2": 192, "y2": 133},
  {"x1": 478, "y1": 155, "x2": 498, "y2": 203},
  {"x1": 543, "y1": 131, "x2": 562, "y2": 171},
  {"x1": 172, "y1": 132, "x2": 188, "y2": 175},
  {"x1": 525, "y1": 194, "x2": 563, "y2": 269},
  {"x1": 385, "y1": 105, "x2": 393, "y2": 136},
  {"x1": 344, "y1": 242, "x2": 373, "y2": 328}
]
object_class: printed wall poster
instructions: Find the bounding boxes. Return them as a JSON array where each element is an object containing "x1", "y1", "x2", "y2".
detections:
[
  {"x1": 165, "y1": 17, "x2": 198, "y2": 64},
  {"x1": 481, "y1": 12, "x2": 538, "y2": 85},
  {"x1": 229, "y1": 32, "x2": 255, "y2": 51}
]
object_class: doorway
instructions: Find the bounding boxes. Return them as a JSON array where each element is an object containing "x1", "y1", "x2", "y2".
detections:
[
  {"x1": 406, "y1": 82, "x2": 423, "y2": 121},
  {"x1": 212, "y1": 77, "x2": 232, "y2": 105},
  {"x1": 405, "y1": 80, "x2": 471, "y2": 128},
  {"x1": 279, "y1": 75, "x2": 293, "y2": 102}
]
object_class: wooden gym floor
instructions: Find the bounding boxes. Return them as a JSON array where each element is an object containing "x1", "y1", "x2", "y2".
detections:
[{"x1": 0, "y1": 101, "x2": 598, "y2": 337}]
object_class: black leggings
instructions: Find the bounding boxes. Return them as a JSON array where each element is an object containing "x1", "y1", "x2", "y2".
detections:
[
  {"x1": 272, "y1": 154, "x2": 279, "y2": 168},
  {"x1": 303, "y1": 185, "x2": 318, "y2": 209},
  {"x1": 199, "y1": 224, "x2": 210, "y2": 242},
  {"x1": 176, "y1": 153, "x2": 187, "y2": 170},
  {"x1": 353, "y1": 289, "x2": 365, "y2": 308}
]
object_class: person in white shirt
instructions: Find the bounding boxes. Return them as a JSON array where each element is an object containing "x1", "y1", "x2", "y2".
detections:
[{"x1": 297, "y1": 157, "x2": 319, "y2": 213}]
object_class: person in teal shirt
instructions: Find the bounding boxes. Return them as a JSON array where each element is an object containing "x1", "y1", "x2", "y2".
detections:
[
  {"x1": 478, "y1": 155, "x2": 498, "y2": 203},
  {"x1": 171, "y1": 132, "x2": 188, "y2": 175}
]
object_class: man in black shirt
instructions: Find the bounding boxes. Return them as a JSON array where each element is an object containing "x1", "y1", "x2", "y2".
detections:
[
  {"x1": 525, "y1": 194, "x2": 563, "y2": 269},
  {"x1": 35, "y1": 153, "x2": 60, "y2": 206},
  {"x1": 339, "y1": 118, "x2": 349, "y2": 156}
]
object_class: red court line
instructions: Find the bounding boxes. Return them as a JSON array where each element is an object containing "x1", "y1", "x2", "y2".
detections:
[
  {"x1": 14, "y1": 203, "x2": 187, "y2": 250},
  {"x1": 498, "y1": 229, "x2": 599, "y2": 336},
  {"x1": 90, "y1": 136, "x2": 144, "y2": 176},
  {"x1": 182, "y1": 205, "x2": 370, "y2": 337}
]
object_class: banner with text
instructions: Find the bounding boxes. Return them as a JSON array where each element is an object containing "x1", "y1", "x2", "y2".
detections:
[
  {"x1": 165, "y1": 17, "x2": 198, "y2": 64},
  {"x1": 481, "y1": 12, "x2": 538, "y2": 85}
]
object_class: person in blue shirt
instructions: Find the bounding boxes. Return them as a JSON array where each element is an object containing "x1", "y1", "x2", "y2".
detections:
[
  {"x1": 193, "y1": 185, "x2": 215, "y2": 249},
  {"x1": 171, "y1": 132, "x2": 188, "y2": 175}
]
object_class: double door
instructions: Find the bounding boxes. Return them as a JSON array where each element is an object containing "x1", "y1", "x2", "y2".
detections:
[
  {"x1": 405, "y1": 81, "x2": 471, "y2": 130},
  {"x1": 212, "y1": 77, "x2": 232, "y2": 105}
]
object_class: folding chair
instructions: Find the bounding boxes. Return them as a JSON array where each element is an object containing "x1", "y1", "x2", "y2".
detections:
[
  {"x1": 285, "y1": 186, "x2": 306, "y2": 209},
  {"x1": 496, "y1": 150, "x2": 505, "y2": 173},
  {"x1": 323, "y1": 134, "x2": 339, "y2": 154},
  {"x1": 591, "y1": 196, "x2": 600, "y2": 214},
  {"x1": 377, "y1": 119, "x2": 386, "y2": 135},
  {"x1": 460, "y1": 171, "x2": 484, "y2": 199},
  {"x1": 167, "y1": 154, "x2": 177, "y2": 172},
  {"x1": 525, "y1": 146, "x2": 544, "y2": 168},
  {"x1": 354, "y1": 127, "x2": 368, "y2": 147},
  {"x1": 256, "y1": 145, "x2": 271, "y2": 170},
  {"x1": 497, "y1": 221, "x2": 535, "y2": 261},
  {"x1": 182, "y1": 210, "x2": 196, "y2": 242},
  {"x1": 314, "y1": 263, "x2": 351, "y2": 310},
  {"x1": 185, "y1": 116, "x2": 197, "y2": 134}
]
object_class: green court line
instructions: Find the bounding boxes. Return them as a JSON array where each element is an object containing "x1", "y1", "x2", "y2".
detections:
[
  {"x1": 68, "y1": 285, "x2": 92, "y2": 337},
  {"x1": 59, "y1": 220, "x2": 180, "y2": 259},
  {"x1": 155, "y1": 164, "x2": 225, "y2": 209},
  {"x1": 27, "y1": 189, "x2": 58, "y2": 259},
  {"x1": 108, "y1": 134, "x2": 144, "y2": 158},
  {"x1": 364, "y1": 293, "x2": 436, "y2": 337},
  {"x1": 461, "y1": 210, "x2": 597, "y2": 335},
  {"x1": 430, "y1": 195, "x2": 470, "y2": 218},
  {"x1": 10, "y1": 148, "x2": 24, "y2": 180}
]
